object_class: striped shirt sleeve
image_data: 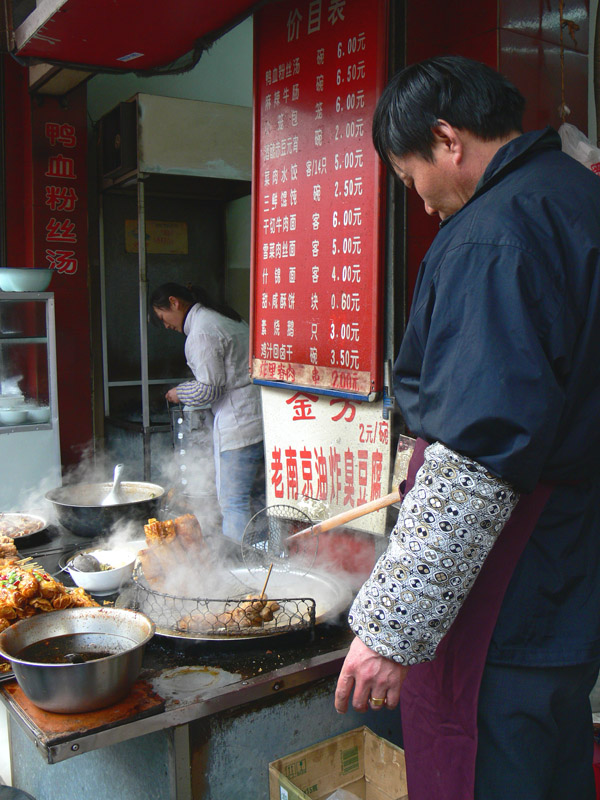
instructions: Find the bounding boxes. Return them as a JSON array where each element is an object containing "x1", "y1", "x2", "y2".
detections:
[{"x1": 176, "y1": 380, "x2": 224, "y2": 407}]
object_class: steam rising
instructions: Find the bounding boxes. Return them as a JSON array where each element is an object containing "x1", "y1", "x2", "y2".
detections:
[{"x1": 2, "y1": 420, "x2": 371, "y2": 608}]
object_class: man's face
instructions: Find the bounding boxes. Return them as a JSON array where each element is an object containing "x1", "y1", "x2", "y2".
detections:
[{"x1": 390, "y1": 147, "x2": 465, "y2": 221}]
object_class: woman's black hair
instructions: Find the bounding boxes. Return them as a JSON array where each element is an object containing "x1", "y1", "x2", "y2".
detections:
[
  {"x1": 372, "y1": 55, "x2": 526, "y2": 169},
  {"x1": 149, "y1": 282, "x2": 242, "y2": 325}
]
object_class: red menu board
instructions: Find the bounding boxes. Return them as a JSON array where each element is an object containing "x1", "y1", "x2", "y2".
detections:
[{"x1": 251, "y1": 0, "x2": 388, "y2": 398}]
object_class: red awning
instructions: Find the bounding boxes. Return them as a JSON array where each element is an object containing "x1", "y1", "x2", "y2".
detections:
[{"x1": 13, "y1": 0, "x2": 264, "y2": 73}]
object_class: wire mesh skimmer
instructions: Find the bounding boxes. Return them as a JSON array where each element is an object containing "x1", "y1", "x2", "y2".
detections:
[{"x1": 241, "y1": 504, "x2": 318, "y2": 576}]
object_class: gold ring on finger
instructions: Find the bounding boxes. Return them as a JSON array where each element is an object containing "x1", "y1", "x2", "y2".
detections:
[{"x1": 370, "y1": 697, "x2": 385, "y2": 707}]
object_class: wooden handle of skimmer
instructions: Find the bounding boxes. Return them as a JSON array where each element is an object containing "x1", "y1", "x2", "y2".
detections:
[{"x1": 286, "y1": 488, "x2": 402, "y2": 543}]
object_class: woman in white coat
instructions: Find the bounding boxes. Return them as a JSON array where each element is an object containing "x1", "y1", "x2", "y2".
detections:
[{"x1": 151, "y1": 282, "x2": 265, "y2": 544}]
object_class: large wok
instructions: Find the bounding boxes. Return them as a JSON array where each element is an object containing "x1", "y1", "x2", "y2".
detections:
[{"x1": 45, "y1": 480, "x2": 165, "y2": 537}]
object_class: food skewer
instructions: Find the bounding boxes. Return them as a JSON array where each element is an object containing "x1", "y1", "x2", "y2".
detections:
[{"x1": 259, "y1": 563, "x2": 273, "y2": 599}]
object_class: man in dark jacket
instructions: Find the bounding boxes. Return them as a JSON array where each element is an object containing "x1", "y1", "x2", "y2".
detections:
[{"x1": 334, "y1": 56, "x2": 600, "y2": 800}]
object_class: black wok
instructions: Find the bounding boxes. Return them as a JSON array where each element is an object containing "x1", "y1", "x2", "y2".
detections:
[{"x1": 45, "y1": 481, "x2": 165, "y2": 537}]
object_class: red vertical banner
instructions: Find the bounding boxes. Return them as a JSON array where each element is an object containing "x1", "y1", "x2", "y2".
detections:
[
  {"x1": 31, "y1": 87, "x2": 93, "y2": 464},
  {"x1": 251, "y1": 0, "x2": 388, "y2": 398},
  {"x1": 31, "y1": 94, "x2": 88, "y2": 285}
]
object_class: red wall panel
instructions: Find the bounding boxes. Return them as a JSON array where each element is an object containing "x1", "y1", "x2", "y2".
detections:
[
  {"x1": 402, "y1": 0, "x2": 589, "y2": 310},
  {"x1": 3, "y1": 62, "x2": 93, "y2": 469}
]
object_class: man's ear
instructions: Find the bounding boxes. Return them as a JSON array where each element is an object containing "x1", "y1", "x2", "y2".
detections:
[{"x1": 431, "y1": 119, "x2": 464, "y2": 164}]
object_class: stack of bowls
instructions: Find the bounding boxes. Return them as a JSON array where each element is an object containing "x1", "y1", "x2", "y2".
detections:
[
  {"x1": 0, "y1": 268, "x2": 53, "y2": 292},
  {"x1": 25, "y1": 405, "x2": 51, "y2": 424},
  {"x1": 0, "y1": 407, "x2": 27, "y2": 426}
]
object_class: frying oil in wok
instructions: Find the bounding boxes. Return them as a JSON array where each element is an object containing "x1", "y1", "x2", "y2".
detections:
[{"x1": 17, "y1": 633, "x2": 117, "y2": 664}]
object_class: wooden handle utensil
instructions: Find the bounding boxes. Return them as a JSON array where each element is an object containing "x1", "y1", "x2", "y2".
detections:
[{"x1": 286, "y1": 488, "x2": 402, "y2": 543}]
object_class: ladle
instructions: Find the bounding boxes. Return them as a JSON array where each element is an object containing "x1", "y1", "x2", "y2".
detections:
[{"x1": 101, "y1": 463, "x2": 125, "y2": 506}]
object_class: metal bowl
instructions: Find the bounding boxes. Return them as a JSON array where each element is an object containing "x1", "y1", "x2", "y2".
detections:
[
  {"x1": 0, "y1": 607, "x2": 155, "y2": 713},
  {"x1": 45, "y1": 481, "x2": 165, "y2": 537}
]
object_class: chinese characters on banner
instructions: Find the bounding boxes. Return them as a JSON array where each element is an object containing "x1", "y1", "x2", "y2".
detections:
[
  {"x1": 32, "y1": 96, "x2": 88, "y2": 285},
  {"x1": 252, "y1": 0, "x2": 388, "y2": 397},
  {"x1": 262, "y1": 386, "x2": 392, "y2": 535},
  {"x1": 31, "y1": 89, "x2": 94, "y2": 466}
]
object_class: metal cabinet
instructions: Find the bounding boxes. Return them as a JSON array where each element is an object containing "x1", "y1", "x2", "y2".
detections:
[{"x1": 0, "y1": 292, "x2": 61, "y2": 509}]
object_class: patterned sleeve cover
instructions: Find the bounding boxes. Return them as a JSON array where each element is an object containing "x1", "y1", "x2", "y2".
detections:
[{"x1": 348, "y1": 442, "x2": 520, "y2": 664}]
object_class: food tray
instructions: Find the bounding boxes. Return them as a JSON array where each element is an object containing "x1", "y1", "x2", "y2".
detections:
[{"x1": 0, "y1": 513, "x2": 48, "y2": 541}]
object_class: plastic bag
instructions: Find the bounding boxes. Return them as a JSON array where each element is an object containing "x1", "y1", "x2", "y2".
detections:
[
  {"x1": 558, "y1": 123, "x2": 600, "y2": 175},
  {"x1": 325, "y1": 790, "x2": 362, "y2": 800}
]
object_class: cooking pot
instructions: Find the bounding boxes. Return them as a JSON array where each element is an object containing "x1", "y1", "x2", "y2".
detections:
[
  {"x1": 0, "y1": 607, "x2": 155, "y2": 713},
  {"x1": 45, "y1": 480, "x2": 165, "y2": 537}
]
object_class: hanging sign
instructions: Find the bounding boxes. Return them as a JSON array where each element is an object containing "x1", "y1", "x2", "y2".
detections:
[
  {"x1": 125, "y1": 220, "x2": 189, "y2": 254},
  {"x1": 251, "y1": 0, "x2": 388, "y2": 398},
  {"x1": 32, "y1": 95, "x2": 88, "y2": 283},
  {"x1": 261, "y1": 385, "x2": 392, "y2": 535}
]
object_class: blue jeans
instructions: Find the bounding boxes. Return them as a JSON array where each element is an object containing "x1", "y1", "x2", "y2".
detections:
[{"x1": 217, "y1": 441, "x2": 265, "y2": 543}]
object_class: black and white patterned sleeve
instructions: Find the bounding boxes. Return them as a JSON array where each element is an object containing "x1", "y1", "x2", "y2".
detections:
[{"x1": 348, "y1": 441, "x2": 520, "y2": 664}]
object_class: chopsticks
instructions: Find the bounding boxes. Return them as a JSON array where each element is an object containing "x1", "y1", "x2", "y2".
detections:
[{"x1": 16, "y1": 545, "x2": 78, "y2": 560}]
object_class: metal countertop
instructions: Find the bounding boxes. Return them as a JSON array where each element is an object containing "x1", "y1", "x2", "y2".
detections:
[{"x1": 0, "y1": 527, "x2": 354, "y2": 763}]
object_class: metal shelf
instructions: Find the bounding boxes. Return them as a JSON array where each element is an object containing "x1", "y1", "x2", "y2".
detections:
[
  {"x1": 0, "y1": 337, "x2": 48, "y2": 344},
  {"x1": 98, "y1": 94, "x2": 252, "y2": 480}
]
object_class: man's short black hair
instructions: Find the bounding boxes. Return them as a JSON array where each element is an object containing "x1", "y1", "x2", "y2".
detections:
[{"x1": 372, "y1": 56, "x2": 526, "y2": 169}]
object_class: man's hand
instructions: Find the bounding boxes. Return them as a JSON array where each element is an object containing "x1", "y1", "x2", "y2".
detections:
[
  {"x1": 335, "y1": 636, "x2": 409, "y2": 713},
  {"x1": 165, "y1": 387, "x2": 179, "y2": 403}
]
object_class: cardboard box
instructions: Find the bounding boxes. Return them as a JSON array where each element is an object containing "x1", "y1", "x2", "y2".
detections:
[{"x1": 269, "y1": 726, "x2": 408, "y2": 800}]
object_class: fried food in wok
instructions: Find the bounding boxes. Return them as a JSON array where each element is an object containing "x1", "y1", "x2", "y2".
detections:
[
  {"x1": 0, "y1": 514, "x2": 45, "y2": 538},
  {"x1": 176, "y1": 595, "x2": 281, "y2": 635},
  {"x1": 140, "y1": 513, "x2": 207, "y2": 592},
  {"x1": 0, "y1": 558, "x2": 98, "y2": 672}
]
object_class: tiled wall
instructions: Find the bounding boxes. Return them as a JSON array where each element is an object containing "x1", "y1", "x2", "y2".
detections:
[
  {"x1": 403, "y1": 0, "x2": 590, "y2": 307},
  {"x1": 500, "y1": 0, "x2": 589, "y2": 131}
]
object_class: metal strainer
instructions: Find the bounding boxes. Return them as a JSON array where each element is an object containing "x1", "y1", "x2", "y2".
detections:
[{"x1": 240, "y1": 504, "x2": 318, "y2": 576}]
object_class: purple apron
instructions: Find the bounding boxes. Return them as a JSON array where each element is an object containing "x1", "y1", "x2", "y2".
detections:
[{"x1": 398, "y1": 439, "x2": 553, "y2": 800}]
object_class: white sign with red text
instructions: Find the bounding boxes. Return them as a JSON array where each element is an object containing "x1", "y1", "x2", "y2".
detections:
[{"x1": 261, "y1": 385, "x2": 392, "y2": 534}]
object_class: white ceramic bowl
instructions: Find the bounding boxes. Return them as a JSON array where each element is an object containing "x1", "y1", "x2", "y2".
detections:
[
  {"x1": 0, "y1": 268, "x2": 53, "y2": 292},
  {"x1": 26, "y1": 406, "x2": 51, "y2": 423},
  {"x1": 0, "y1": 395, "x2": 24, "y2": 407},
  {"x1": 0, "y1": 408, "x2": 28, "y2": 425},
  {"x1": 65, "y1": 546, "x2": 138, "y2": 596}
]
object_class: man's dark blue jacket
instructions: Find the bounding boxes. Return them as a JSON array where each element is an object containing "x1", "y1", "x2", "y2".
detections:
[{"x1": 394, "y1": 128, "x2": 600, "y2": 665}]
